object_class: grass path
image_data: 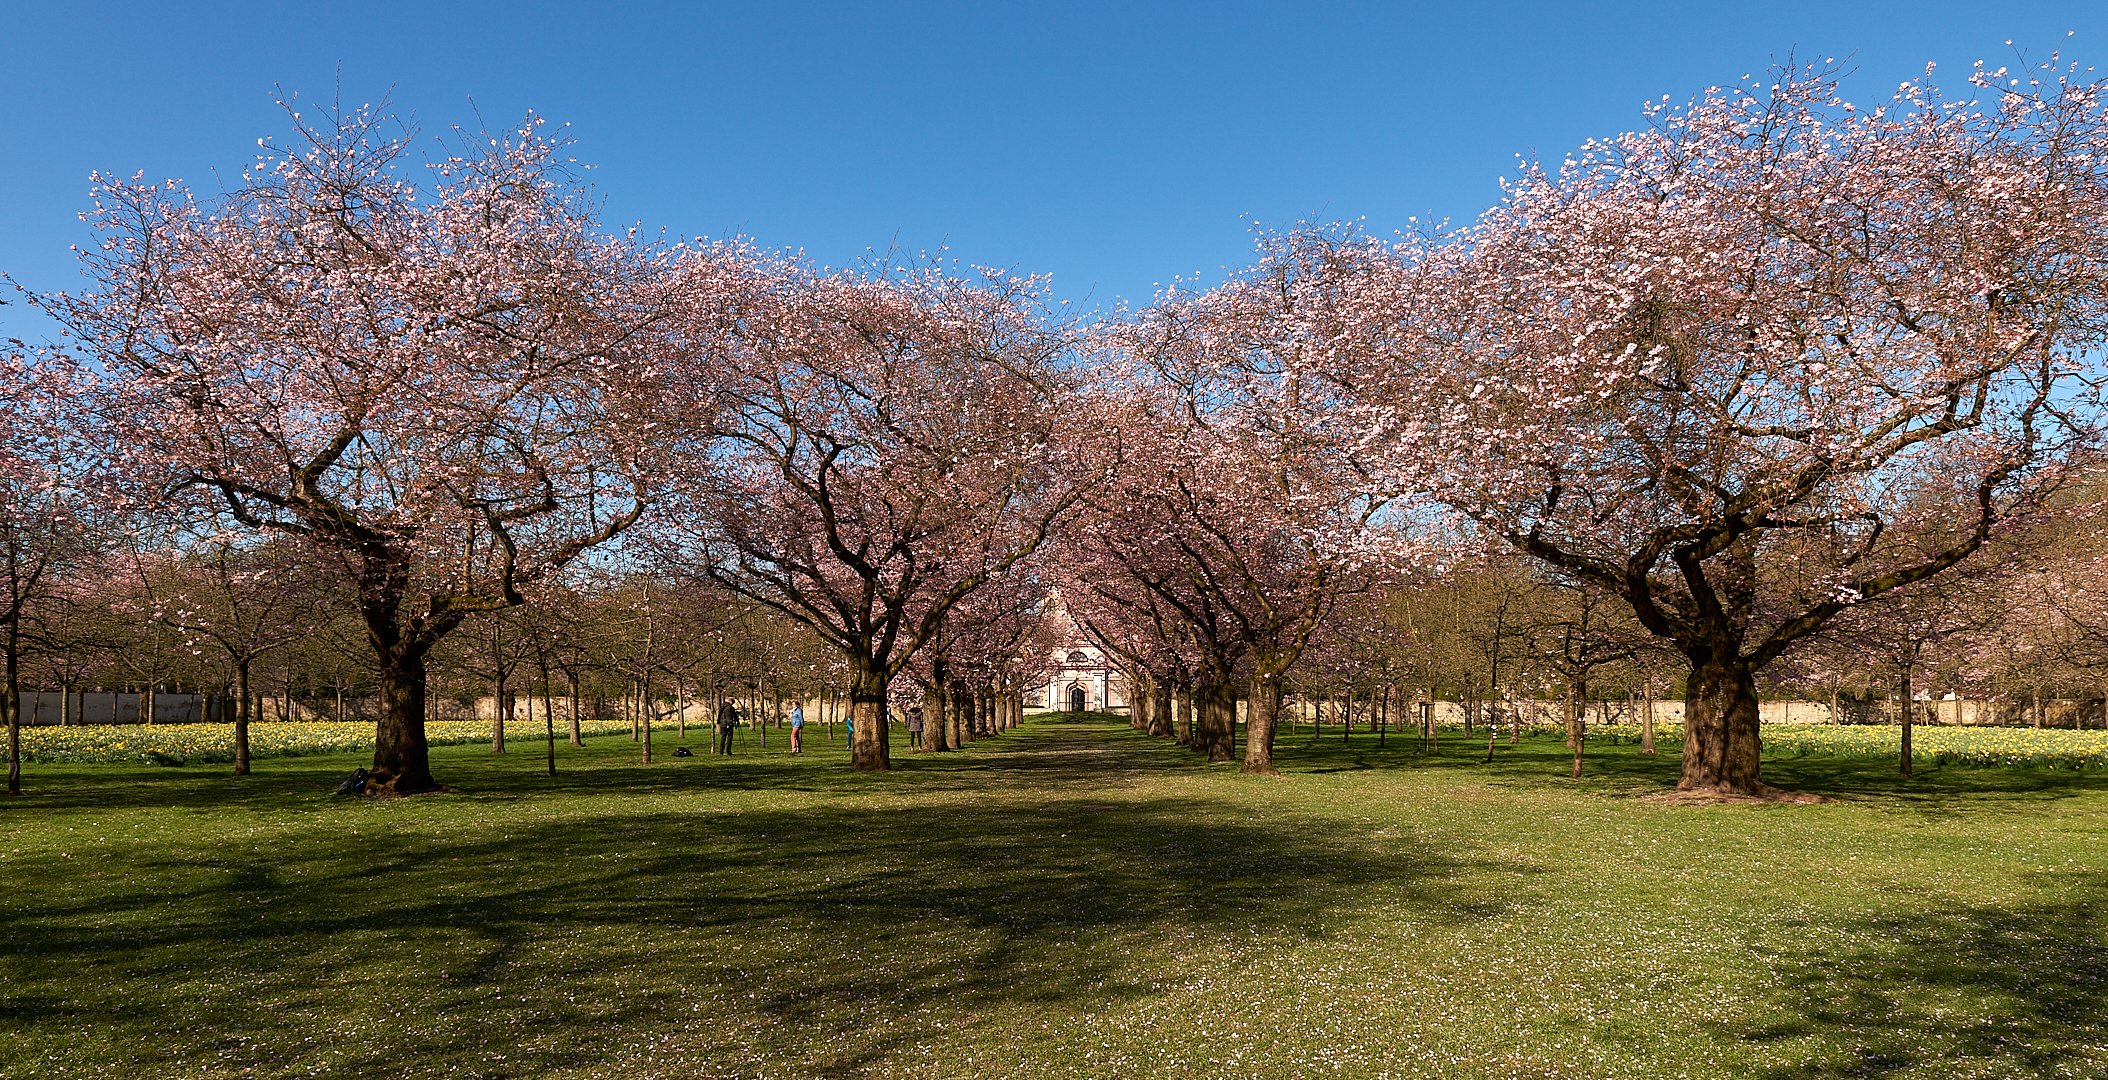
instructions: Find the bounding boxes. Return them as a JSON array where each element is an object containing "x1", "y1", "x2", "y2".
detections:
[{"x1": 4, "y1": 714, "x2": 2107, "y2": 1078}]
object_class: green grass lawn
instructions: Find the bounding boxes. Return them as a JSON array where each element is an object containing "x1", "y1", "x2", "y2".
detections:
[{"x1": 4, "y1": 714, "x2": 2106, "y2": 1079}]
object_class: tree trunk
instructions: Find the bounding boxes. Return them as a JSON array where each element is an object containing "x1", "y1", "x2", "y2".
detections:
[
  {"x1": 233, "y1": 661, "x2": 252, "y2": 776},
  {"x1": 5, "y1": 636, "x2": 19, "y2": 796},
  {"x1": 370, "y1": 647, "x2": 440, "y2": 795},
  {"x1": 640, "y1": 677, "x2": 653, "y2": 764},
  {"x1": 568, "y1": 673, "x2": 583, "y2": 746},
  {"x1": 1377, "y1": 685, "x2": 1390, "y2": 749},
  {"x1": 1242, "y1": 673, "x2": 1283, "y2": 774},
  {"x1": 1566, "y1": 683, "x2": 1584, "y2": 780},
  {"x1": 1678, "y1": 651, "x2": 1763, "y2": 795},
  {"x1": 1193, "y1": 680, "x2": 1236, "y2": 762},
  {"x1": 540, "y1": 659, "x2": 557, "y2": 777},
  {"x1": 492, "y1": 669, "x2": 508, "y2": 755},
  {"x1": 1900, "y1": 671, "x2": 1915, "y2": 780},
  {"x1": 1174, "y1": 687, "x2": 1193, "y2": 746},
  {"x1": 849, "y1": 657, "x2": 890, "y2": 772},
  {"x1": 948, "y1": 681, "x2": 969, "y2": 747},
  {"x1": 1641, "y1": 686, "x2": 1657, "y2": 756},
  {"x1": 922, "y1": 682, "x2": 950, "y2": 752},
  {"x1": 1148, "y1": 684, "x2": 1174, "y2": 738}
]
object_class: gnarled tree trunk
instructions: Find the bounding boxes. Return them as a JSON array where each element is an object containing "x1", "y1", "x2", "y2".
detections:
[
  {"x1": 1243, "y1": 673, "x2": 1283, "y2": 774},
  {"x1": 1678, "y1": 650, "x2": 1762, "y2": 795},
  {"x1": 849, "y1": 659, "x2": 891, "y2": 772},
  {"x1": 1148, "y1": 684, "x2": 1174, "y2": 738},
  {"x1": 921, "y1": 682, "x2": 950, "y2": 752},
  {"x1": 1193, "y1": 680, "x2": 1236, "y2": 762},
  {"x1": 371, "y1": 652, "x2": 439, "y2": 794}
]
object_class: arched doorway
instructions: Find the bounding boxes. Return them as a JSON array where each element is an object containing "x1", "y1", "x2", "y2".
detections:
[{"x1": 1068, "y1": 684, "x2": 1087, "y2": 713}]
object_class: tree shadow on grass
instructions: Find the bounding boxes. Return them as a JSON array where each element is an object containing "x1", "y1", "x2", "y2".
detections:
[
  {"x1": 1258, "y1": 729, "x2": 2108, "y2": 812},
  {"x1": 0, "y1": 716, "x2": 1193, "y2": 817},
  {"x1": 0, "y1": 721, "x2": 1512, "y2": 1078},
  {"x1": 1745, "y1": 872, "x2": 2108, "y2": 1078}
]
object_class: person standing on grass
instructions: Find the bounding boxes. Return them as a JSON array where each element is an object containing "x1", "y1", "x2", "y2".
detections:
[
  {"x1": 716, "y1": 699, "x2": 740, "y2": 756},
  {"x1": 906, "y1": 705, "x2": 924, "y2": 748},
  {"x1": 788, "y1": 702, "x2": 805, "y2": 754}
]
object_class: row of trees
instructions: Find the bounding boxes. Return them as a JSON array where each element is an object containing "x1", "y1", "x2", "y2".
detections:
[
  {"x1": 1043, "y1": 60, "x2": 2108, "y2": 797},
  {"x1": 7, "y1": 57, "x2": 2108, "y2": 797}
]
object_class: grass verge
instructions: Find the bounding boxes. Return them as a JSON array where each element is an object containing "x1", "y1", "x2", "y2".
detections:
[{"x1": 3, "y1": 715, "x2": 2105, "y2": 1078}]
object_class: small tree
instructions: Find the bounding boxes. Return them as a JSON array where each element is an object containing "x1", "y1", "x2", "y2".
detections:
[{"x1": 134, "y1": 536, "x2": 324, "y2": 774}]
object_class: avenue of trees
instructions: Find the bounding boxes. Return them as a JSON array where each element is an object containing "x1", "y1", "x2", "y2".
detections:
[{"x1": 7, "y1": 59, "x2": 2108, "y2": 797}]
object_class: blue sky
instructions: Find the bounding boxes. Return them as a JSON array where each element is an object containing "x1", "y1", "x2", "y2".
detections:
[{"x1": 3, "y1": 1, "x2": 2102, "y2": 342}]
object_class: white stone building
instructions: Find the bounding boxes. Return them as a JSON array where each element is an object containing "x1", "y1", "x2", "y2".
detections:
[{"x1": 1035, "y1": 642, "x2": 1127, "y2": 713}]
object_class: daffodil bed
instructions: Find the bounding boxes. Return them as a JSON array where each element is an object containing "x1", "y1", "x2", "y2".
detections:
[
  {"x1": 1461, "y1": 718, "x2": 2108, "y2": 770},
  {"x1": 34, "y1": 717, "x2": 2108, "y2": 772},
  {"x1": 12, "y1": 719, "x2": 644, "y2": 766}
]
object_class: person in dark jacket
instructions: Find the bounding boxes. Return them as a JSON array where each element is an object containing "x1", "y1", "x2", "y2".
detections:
[{"x1": 715, "y1": 700, "x2": 740, "y2": 755}]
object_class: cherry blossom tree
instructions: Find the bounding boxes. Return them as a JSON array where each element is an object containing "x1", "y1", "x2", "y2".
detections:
[
  {"x1": 1053, "y1": 411, "x2": 1251, "y2": 761},
  {"x1": 1347, "y1": 62, "x2": 2108, "y2": 796},
  {"x1": 1072, "y1": 238, "x2": 1405, "y2": 772},
  {"x1": 54, "y1": 103, "x2": 694, "y2": 794},
  {"x1": 904, "y1": 564, "x2": 1053, "y2": 751},
  {"x1": 652, "y1": 258, "x2": 1085, "y2": 771},
  {"x1": 0, "y1": 346, "x2": 106, "y2": 795}
]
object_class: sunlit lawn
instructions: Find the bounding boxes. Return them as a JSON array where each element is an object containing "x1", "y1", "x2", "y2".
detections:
[{"x1": 4, "y1": 713, "x2": 2105, "y2": 1078}]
